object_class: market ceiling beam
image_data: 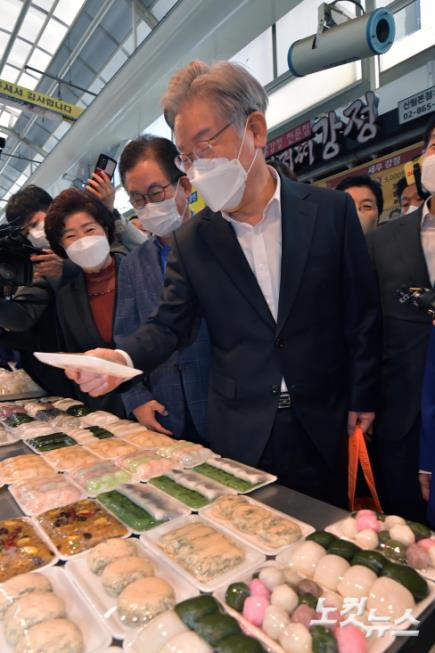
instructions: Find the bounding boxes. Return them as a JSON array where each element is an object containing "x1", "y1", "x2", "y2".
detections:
[
  {"x1": 0, "y1": 0, "x2": 33, "y2": 76},
  {"x1": 25, "y1": 0, "x2": 298, "y2": 194}
]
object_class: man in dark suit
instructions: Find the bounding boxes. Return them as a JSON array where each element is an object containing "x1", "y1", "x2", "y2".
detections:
[
  {"x1": 366, "y1": 117, "x2": 435, "y2": 522},
  {"x1": 67, "y1": 60, "x2": 380, "y2": 507}
]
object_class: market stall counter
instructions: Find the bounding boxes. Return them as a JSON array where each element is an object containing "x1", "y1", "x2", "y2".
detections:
[
  {"x1": 0, "y1": 413, "x2": 434, "y2": 653},
  {"x1": 0, "y1": 439, "x2": 433, "y2": 652}
]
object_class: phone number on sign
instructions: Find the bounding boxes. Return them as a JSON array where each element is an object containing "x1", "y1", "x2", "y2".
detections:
[{"x1": 402, "y1": 103, "x2": 434, "y2": 122}]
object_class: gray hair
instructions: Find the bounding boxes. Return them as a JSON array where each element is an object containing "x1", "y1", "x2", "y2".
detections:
[{"x1": 162, "y1": 60, "x2": 269, "y2": 130}]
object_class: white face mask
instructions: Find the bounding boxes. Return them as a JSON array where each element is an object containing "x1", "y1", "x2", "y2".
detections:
[
  {"x1": 136, "y1": 182, "x2": 187, "y2": 237},
  {"x1": 28, "y1": 222, "x2": 49, "y2": 249},
  {"x1": 421, "y1": 155, "x2": 435, "y2": 195},
  {"x1": 187, "y1": 121, "x2": 257, "y2": 213},
  {"x1": 65, "y1": 235, "x2": 110, "y2": 270},
  {"x1": 404, "y1": 204, "x2": 420, "y2": 215}
]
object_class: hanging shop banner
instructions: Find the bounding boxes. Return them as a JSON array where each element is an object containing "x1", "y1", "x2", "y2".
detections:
[
  {"x1": 0, "y1": 79, "x2": 84, "y2": 123},
  {"x1": 398, "y1": 86, "x2": 435, "y2": 125},
  {"x1": 266, "y1": 121, "x2": 312, "y2": 157},
  {"x1": 316, "y1": 142, "x2": 423, "y2": 222},
  {"x1": 267, "y1": 91, "x2": 379, "y2": 173}
]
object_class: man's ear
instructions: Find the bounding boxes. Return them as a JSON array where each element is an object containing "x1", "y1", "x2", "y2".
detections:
[
  {"x1": 179, "y1": 175, "x2": 192, "y2": 197},
  {"x1": 248, "y1": 112, "x2": 268, "y2": 149}
]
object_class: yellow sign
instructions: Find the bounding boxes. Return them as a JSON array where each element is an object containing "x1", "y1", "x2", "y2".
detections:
[
  {"x1": 0, "y1": 79, "x2": 84, "y2": 122},
  {"x1": 316, "y1": 142, "x2": 424, "y2": 222}
]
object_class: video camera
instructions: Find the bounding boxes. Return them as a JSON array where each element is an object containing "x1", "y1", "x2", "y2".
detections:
[
  {"x1": 0, "y1": 224, "x2": 42, "y2": 286},
  {"x1": 396, "y1": 285, "x2": 435, "y2": 319}
]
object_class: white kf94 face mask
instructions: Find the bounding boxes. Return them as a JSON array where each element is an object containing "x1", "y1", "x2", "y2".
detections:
[
  {"x1": 137, "y1": 181, "x2": 187, "y2": 237},
  {"x1": 65, "y1": 235, "x2": 110, "y2": 270},
  {"x1": 422, "y1": 155, "x2": 435, "y2": 195},
  {"x1": 187, "y1": 121, "x2": 257, "y2": 213},
  {"x1": 28, "y1": 222, "x2": 49, "y2": 249}
]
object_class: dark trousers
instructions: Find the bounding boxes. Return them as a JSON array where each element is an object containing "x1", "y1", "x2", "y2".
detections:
[
  {"x1": 371, "y1": 418, "x2": 427, "y2": 523},
  {"x1": 259, "y1": 406, "x2": 347, "y2": 509}
]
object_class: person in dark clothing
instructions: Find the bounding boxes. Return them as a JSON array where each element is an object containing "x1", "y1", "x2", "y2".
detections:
[
  {"x1": 65, "y1": 60, "x2": 381, "y2": 508},
  {"x1": 366, "y1": 116, "x2": 435, "y2": 521}
]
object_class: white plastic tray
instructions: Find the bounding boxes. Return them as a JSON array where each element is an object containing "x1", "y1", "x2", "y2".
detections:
[
  {"x1": 0, "y1": 390, "x2": 47, "y2": 401},
  {"x1": 0, "y1": 516, "x2": 59, "y2": 580},
  {"x1": 214, "y1": 560, "x2": 435, "y2": 653},
  {"x1": 35, "y1": 501, "x2": 131, "y2": 561},
  {"x1": 194, "y1": 456, "x2": 277, "y2": 494},
  {"x1": 34, "y1": 352, "x2": 143, "y2": 380},
  {"x1": 325, "y1": 519, "x2": 435, "y2": 583},
  {"x1": 0, "y1": 566, "x2": 112, "y2": 653},
  {"x1": 65, "y1": 538, "x2": 198, "y2": 640},
  {"x1": 23, "y1": 434, "x2": 79, "y2": 455},
  {"x1": 95, "y1": 484, "x2": 191, "y2": 535},
  {"x1": 148, "y1": 471, "x2": 235, "y2": 511},
  {"x1": 83, "y1": 438, "x2": 141, "y2": 462},
  {"x1": 141, "y1": 514, "x2": 265, "y2": 593},
  {"x1": 199, "y1": 495, "x2": 314, "y2": 556},
  {"x1": 0, "y1": 430, "x2": 20, "y2": 447},
  {"x1": 9, "y1": 476, "x2": 85, "y2": 517}
]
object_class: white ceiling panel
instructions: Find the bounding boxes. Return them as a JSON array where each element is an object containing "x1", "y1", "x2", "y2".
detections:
[
  {"x1": 53, "y1": 0, "x2": 86, "y2": 25},
  {"x1": 3, "y1": 0, "x2": 23, "y2": 33},
  {"x1": 8, "y1": 38, "x2": 32, "y2": 68},
  {"x1": 18, "y1": 6, "x2": 46, "y2": 42},
  {"x1": 38, "y1": 17, "x2": 68, "y2": 53}
]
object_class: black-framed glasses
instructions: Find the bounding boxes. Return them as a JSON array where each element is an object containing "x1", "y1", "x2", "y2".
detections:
[
  {"x1": 128, "y1": 183, "x2": 172, "y2": 210},
  {"x1": 175, "y1": 121, "x2": 233, "y2": 172}
]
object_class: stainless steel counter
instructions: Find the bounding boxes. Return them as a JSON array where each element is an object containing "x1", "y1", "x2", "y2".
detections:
[{"x1": 0, "y1": 441, "x2": 433, "y2": 652}]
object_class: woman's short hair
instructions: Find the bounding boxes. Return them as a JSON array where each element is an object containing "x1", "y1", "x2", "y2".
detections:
[
  {"x1": 45, "y1": 188, "x2": 115, "y2": 258},
  {"x1": 162, "y1": 60, "x2": 269, "y2": 131},
  {"x1": 119, "y1": 135, "x2": 182, "y2": 187}
]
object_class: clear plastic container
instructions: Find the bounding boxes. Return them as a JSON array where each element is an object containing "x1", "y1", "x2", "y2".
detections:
[
  {"x1": 10, "y1": 476, "x2": 83, "y2": 516},
  {"x1": 84, "y1": 438, "x2": 139, "y2": 461},
  {"x1": 117, "y1": 452, "x2": 175, "y2": 482},
  {"x1": 43, "y1": 446, "x2": 99, "y2": 473},
  {"x1": 0, "y1": 454, "x2": 57, "y2": 485},
  {"x1": 71, "y1": 461, "x2": 131, "y2": 495}
]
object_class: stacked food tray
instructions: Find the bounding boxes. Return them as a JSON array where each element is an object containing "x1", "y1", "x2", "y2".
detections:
[{"x1": 0, "y1": 396, "x2": 433, "y2": 653}]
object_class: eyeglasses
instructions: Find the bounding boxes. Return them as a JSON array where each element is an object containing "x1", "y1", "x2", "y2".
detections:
[
  {"x1": 175, "y1": 121, "x2": 233, "y2": 172},
  {"x1": 128, "y1": 183, "x2": 172, "y2": 210}
]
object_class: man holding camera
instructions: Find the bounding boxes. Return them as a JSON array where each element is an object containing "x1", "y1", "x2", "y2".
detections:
[
  {"x1": 5, "y1": 185, "x2": 63, "y2": 281},
  {"x1": 367, "y1": 115, "x2": 435, "y2": 522},
  {"x1": 66, "y1": 60, "x2": 380, "y2": 507},
  {"x1": 0, "y1": 185, "x2": 74, "y2": 395}
]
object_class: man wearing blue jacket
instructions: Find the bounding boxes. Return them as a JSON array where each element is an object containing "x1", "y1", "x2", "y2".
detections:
[{"x1": 114, "y1": 135, "x2": 210, "y2": 440}]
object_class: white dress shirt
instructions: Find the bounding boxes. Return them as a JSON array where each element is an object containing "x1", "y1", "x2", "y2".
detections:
[
  {"x1": 421, "y1": 197, "x2": 435, "y2": 287},
  {"x1": 222, "y1": 168, "x2": 287, "y2": 391}
]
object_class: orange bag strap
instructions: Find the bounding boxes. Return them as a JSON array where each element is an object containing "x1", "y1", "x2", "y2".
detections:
[{"x1": 348, "y1": 425, "x2": 383, "y2": 513}]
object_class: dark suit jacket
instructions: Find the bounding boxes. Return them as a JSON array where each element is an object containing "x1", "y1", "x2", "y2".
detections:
[
  {"x1": 367, "y1": 207, "x2": 432, "y2": 441},
  {"x1": 0, "y1": 261, "x2": 79, "y2": 396},
  {"x1": 420, "y1": 326, "x2": 435, "y2": 527},
  {"x1": 117, "y1": 177, "x2": 381, "y2": 467},
  {"x1": 114, "y1": 238, "x2": 210, "y2": 438}
]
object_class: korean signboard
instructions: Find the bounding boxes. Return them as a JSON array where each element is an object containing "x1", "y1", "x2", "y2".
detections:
[
  {"x1": 317, "y1": 141, "x2": 423, "y2": 221},
  {"x1": 0, "y1": 79, "x2": 84, "y2": 123},
  {"x1": 268, "y1": 91, "x2": 379, "y2": 173},
  {"x1": 398, "y1": 86, "x2": 435, "y2": 125}
]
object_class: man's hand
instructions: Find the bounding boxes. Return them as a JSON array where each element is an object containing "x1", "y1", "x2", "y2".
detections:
[
  {"x1": 419, "y1": 472, "x2": 432, "y2": 502},
  {"x1": 31, "y1": 250, "x2": 63, "y2": 280},
  {"x1": 133, "y1": 401, "x2": 173, "y2": 435},
  {"x1": 65, "y1": 348, "x2": 127, "y2": 396},
  {"x1": 348, "y1": 411, "x2": 375, "y2": 437},
  {"x1": 86, "y1": 171, "x2": 115, "y2": 210}
]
